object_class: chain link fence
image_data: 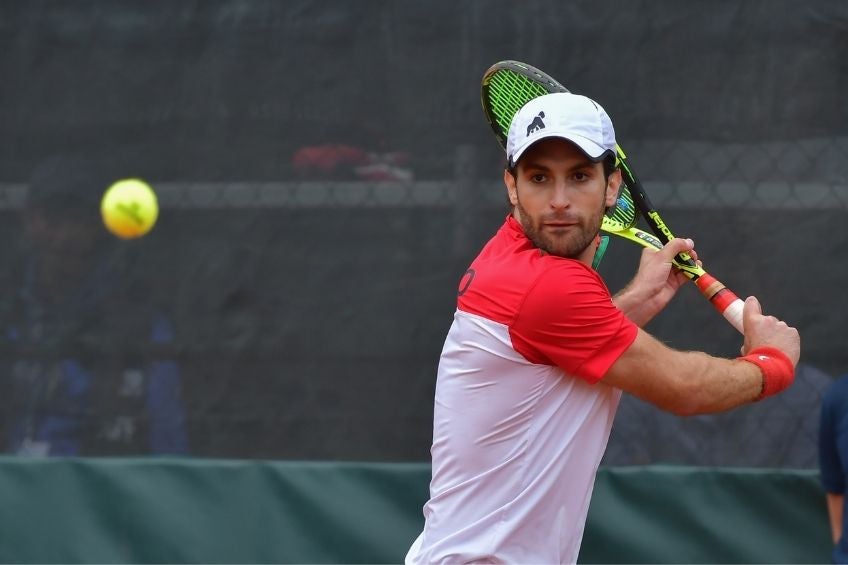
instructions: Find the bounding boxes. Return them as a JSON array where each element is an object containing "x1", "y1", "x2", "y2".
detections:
[{"x1": 1, "y1": 0, "x2": 846, "y2": 465}]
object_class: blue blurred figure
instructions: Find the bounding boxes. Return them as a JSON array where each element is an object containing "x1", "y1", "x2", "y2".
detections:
[
  {"x1": 0, "y1": 156, "x2": 188, "y2": 456},
  {"x1": 821, "y1": 375, "x2": 848, "y2": 563}
]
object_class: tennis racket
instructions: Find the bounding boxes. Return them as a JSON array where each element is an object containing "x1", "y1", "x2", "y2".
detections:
[{"x1": 481, "y1": 60, "x2": 744, "y2": 333}]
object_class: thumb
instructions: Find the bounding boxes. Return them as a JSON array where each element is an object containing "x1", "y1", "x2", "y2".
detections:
[
  {"x1": 743, "y1": 295, "x2": 762, "y2": 322},
  {"x1": 661, "y1": 238, "x2": 694, "y2": 261}
]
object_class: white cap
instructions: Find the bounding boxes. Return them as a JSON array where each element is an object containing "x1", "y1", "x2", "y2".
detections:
[{"x1": 506, "y1": 92, "x2": 616, "y2": 168}]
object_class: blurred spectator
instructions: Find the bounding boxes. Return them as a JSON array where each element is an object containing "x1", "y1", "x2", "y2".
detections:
[
  {"x1": 0, "y1": 156, "x2": 188, "y2": 456},
  {"x1": 292, "y1": 144, "x2": 413, "y2": 182},
  {"x1": 820, "y1": 374, "x2": 848, "y2": 564}
]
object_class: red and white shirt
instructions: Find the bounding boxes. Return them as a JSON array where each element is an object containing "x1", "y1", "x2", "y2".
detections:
[{"x1": 407, "y1": 216, "x2": 637, "y2": 564}]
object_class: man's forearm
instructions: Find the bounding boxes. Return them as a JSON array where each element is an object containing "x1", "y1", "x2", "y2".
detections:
[{"x1": 612, "y1": 285, "x2": 663, "y2": 327}]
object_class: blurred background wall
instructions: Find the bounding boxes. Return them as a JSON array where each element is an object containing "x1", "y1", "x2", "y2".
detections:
[{"x1": 0, "y1": 0, "x2": 845, "y2": 465}]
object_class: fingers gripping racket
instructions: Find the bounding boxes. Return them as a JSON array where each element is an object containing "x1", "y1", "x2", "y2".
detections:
[{"x1": 481, "y1": 60, "x2": 745, "y2": 333}]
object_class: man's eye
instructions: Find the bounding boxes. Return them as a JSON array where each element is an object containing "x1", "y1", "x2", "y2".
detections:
[
  {"x1": 573, "y1": 172, "x2": 589, "y2": 181},
  {"x1": 531, "y1": 174, "x2": 546, "y2": 182}
]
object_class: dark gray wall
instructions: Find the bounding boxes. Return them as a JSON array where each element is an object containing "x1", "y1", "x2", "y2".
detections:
[{"x1": 0, "y1": 0, "x2": 845, "y2": 462}]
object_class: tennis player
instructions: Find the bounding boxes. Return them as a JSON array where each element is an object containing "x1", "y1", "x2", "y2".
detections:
[{"x1": 405, "y1": 92, "x2": 800, "y2": 564}]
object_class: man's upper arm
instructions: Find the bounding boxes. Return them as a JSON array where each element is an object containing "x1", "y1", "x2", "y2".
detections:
[
  {"x1": 601, "y1": 329, "x2": 689, "y2": 412},
  {"x1": 509, "y1": 262, "x2": 637, "y2": 384}
]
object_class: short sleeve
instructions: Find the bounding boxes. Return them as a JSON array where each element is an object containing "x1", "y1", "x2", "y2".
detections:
[{"x1": 509, "y1": 260, "x2": 637, "y2": 384}]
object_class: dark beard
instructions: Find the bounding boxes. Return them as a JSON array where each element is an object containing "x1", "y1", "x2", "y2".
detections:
[{"x1": 515, "y1": 197, "x2": 605, "y2": 259}]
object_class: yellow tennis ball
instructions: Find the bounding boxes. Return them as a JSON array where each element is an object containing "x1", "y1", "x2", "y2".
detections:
[{"x1": 100, "y1": 178, "x2": 159, "y2": 239}]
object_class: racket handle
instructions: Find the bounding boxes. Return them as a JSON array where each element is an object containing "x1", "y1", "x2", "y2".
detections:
[{"x1": 694, "y1": 274, "x2": 745, "y2": 334}]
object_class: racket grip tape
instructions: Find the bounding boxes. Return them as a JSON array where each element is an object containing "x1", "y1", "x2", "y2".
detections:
[
  {"x1": 738, "y1": 346, "x2": 795, "y2": 400},
  {"x1": 694, "y1": 274, "x2": 744, "y2": 334}
]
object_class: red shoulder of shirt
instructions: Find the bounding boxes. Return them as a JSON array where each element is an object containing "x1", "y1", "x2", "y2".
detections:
[{"x1": 457, "y1": 216, "x2": 637, "y2": 384}]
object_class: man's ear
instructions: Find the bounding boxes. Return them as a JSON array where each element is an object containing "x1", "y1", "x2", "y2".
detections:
[
  {"x1": 504, "y1": 169, "x2": 518, "y2": 206},
  {"x1": 605, "y1": 168, "x2": 622, "y2": 208}
]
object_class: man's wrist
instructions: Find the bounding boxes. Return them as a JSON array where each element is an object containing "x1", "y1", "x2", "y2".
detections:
[{"x1": 737, "y1": 346, "x2": 795, "y2": 400}]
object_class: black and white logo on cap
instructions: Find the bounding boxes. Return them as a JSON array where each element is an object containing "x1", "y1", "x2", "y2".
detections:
[{"x1": 526, "y1": 111, "x2": 546, "y2": 137}]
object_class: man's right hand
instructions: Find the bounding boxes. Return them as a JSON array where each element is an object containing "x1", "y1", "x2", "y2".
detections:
[{"x1": 740, "y1": 296, "x2": 801, "y2": 365}]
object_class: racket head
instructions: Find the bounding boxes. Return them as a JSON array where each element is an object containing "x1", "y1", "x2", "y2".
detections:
[
  {"x1": 606, "y1": 187, "x2": 637, "y2": 231},
  {"x1": 481, "y1": 60, "x2": 637, "y2": 230},
  {"x1": 480, "y1": 60, "x2": 569, "y2": 150}
]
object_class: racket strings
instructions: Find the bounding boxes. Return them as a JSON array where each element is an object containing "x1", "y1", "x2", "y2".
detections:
[
  {"x1": 484, "y1": 70, "x2": 551, "y2": 142},
  {"x1": 606, "y1": 185, "x2": 637, "y2": 230}
]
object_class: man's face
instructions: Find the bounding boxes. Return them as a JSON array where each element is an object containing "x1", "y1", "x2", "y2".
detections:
[{"x1": 504, "y1": 138, "x2": 620, "y2": 262}]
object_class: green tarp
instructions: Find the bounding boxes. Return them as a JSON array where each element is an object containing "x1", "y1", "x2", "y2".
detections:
[{"x1": 0, "y1": 457, "x2": 832, "y2": 563}]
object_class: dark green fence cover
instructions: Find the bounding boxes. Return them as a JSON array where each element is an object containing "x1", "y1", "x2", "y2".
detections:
[{"x1": 0, "y1": 458, "x2": 831, "y2": 563}]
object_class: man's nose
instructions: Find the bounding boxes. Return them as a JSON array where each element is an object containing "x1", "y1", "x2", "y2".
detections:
[{"x1": 550, "y1": 184, "x2": 570, "y2": 209}]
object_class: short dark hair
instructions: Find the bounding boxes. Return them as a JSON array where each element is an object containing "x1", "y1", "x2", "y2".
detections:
[{"x1": 602, "y1": 153, "x2": 617, "y2": 180}]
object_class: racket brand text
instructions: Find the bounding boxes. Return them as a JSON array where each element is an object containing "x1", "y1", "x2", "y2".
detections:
[{"x1": 647, "y1": 211, "x2": 694, "y2": 263}]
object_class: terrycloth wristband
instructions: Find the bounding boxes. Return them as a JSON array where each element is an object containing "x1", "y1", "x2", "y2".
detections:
[{"x1": 738, "y1": 346, "x2": 795, "y2": 400}]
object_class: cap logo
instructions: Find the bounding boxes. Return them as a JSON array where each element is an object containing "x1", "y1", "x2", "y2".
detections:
[{"x1": 526, "y1": 111, "x2": 546, "y2": 137}]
